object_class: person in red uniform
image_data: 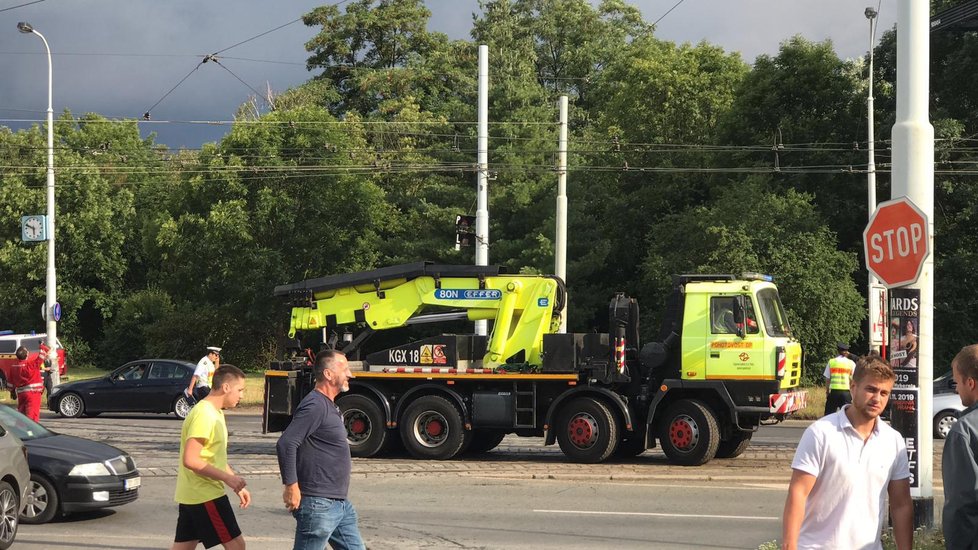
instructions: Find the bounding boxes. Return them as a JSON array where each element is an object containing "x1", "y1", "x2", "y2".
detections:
[{"x1": 11, "y1": 343, "x2": 48, "y2": 422}]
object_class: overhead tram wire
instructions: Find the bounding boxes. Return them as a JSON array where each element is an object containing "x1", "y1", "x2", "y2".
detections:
[
  {"x1": 141, "y1": 60, "x2": 207, "y2": 120},
  {"x1": 0, "y1": 0, "x2": 44, "y2": 13},
  {"x1": 653, "y1": 0, "x2": 688, "y2": 26},
  {"x1": 209, "y1": 57, "x2": 274, "y2": 109},
  {"x1": 138, "y1": 1, "x2": 347, "y2": 120}
]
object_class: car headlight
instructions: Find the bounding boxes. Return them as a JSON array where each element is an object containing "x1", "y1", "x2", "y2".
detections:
[
  {"x1": 69, "y1": 462, "x2": 111, "y2": 476},
  {"x1": 49, "y1": 386, "x2": 62, "y2": 396}
]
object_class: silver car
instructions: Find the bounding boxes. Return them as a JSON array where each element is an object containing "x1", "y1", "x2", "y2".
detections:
[
  {"x1": 0, "y1": 419, "x2": 30, "y2": 549},
  {"x1": 935, "y1": 391, "x2": 967, "y2": 439}
]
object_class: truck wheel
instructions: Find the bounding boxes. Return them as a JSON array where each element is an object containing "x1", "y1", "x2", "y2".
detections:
[
  {"x1": 615, "y1": 434, "x2": 647, "y2": 458},
  {"x1": 658, "y1": 399, "x2": 720, "y2": 466},
  {"x1": 556, "y1": 397, "x2": 619, "y2": 463},
  {"x1": 466, "y1": 430, "x2": 506, "y2": 454},
  {"x1": 399, "y1": 395, "x2": 470, "y2": 460},
  {"x1": 338, "y1": 394, "x2": 391, "y2": 458},
  {"x1": 715, "y1": 432, "x2": 752, "y2": 459}
]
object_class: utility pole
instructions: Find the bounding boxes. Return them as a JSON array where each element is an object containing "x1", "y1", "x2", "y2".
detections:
[
  {"x1": 865, "y1": 7, "x2": 885, "y2": 357},
  {"x1": 892, "y1": 0, "x2": 936, "y2": 528},
  {"x1": 555, "y1": 95, "x2": 568, "y2": 333},
  {"x1": 475, "y1": 44, "x2": 489, "y2": 336}
]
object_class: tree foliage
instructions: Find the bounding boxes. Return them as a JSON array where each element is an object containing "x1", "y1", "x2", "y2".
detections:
[{"x1": 7, "y1": 0, "x2": 975, "y2": 374}]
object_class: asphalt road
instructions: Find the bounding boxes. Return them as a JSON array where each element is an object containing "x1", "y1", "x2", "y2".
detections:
[
  {"x1": 14, "y1": 470, "x2": 789, "y2": 549},
  {"x1": 10, "y1": 411, "x2": 943, "y2": 549}
]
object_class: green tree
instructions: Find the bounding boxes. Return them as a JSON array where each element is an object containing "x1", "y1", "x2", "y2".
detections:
[{"x1": 639, "y1": 178, "x2": 863, "y2": 377}]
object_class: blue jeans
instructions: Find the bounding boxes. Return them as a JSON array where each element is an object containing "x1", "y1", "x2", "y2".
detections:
[{"x1": 292, "y1": 496, "x2": 365, "y2": 550}]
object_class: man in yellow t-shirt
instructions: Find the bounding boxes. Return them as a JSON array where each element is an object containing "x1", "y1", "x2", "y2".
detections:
[{"x1": 171, "y1": 365, "x2": 250, "y2": 550}]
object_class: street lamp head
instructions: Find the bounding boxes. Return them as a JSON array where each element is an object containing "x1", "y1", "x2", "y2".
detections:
[
  {"x1": 865, "y1": 7, "x2": 878, "y2": 20},
  {"x1": 16, "y1": 21, "x2": 34, "y2": 33}
]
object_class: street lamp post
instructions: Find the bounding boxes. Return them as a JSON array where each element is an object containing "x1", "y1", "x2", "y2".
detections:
[
  {"x1": 865, "y1": 7, "x2": 883, "y2": 355},
  {"x1": 18, "y1": 21, "x2": 59, "y2": 387}
]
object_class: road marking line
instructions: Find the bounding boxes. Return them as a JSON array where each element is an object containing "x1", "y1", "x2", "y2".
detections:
[{"x1": 533, "y1": 509, "x2": 779, "y2": 521}]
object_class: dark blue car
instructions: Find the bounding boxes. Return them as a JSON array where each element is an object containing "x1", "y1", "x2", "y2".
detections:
[
  {"x1": 0, "y1": 405, "x2": 139, "y2": 524},
  {"x1": 48, "y1": 360, "x2": 196, "y2": 420}
]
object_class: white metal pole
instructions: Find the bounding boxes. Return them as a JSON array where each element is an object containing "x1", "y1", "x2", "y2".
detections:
[
  {"x1": 475, "y1": 44, "x2": 489, "y2": 336},
  {"x1": 866, "y1": 8, "x2": 883, "y2": 355},
  {"x1": 22, "y1": 25, "x2": 59, "y2": 387},
  {"x1": 893, "y1": 0, "x2": 935, "y2": 523},
  {"x1": 555, "y1": 95, "x2": 568, "y2": 333}
]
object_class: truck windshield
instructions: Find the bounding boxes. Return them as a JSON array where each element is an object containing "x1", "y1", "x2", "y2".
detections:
[{"x1": 757, "y1": 288, "x2": 793, "y2": 338}]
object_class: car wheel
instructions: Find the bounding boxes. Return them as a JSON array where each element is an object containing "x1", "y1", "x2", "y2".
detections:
[
  {"x1": 20, "y1": 474, "x2": 59, "y2": 525},
  {"x1": 173, "y1": 395, "x2": 192, "y2": 419},
  {"x1": 57, "y1": 392, "x2": 85, "y2": 418},
  {"x1": 935, "y1": 410, "x2": 959, "y2": 439},
  {"x1": 0, "y1": 480, "x2": 19, "y2": 550}
]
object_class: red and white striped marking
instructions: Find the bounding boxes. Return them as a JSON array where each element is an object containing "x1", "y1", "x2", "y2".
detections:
[
  {"x1": 769, "y1": 391, "x2": 807, "y2": 413},
  {"x1": 381, "y1": 367, "x2": 499, "y2": 374},
  {"x1": 615, "y1": 338, "x2": 627, "y2": 374}
]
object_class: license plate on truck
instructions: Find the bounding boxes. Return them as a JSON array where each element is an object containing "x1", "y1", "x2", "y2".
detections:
[{"x1": 769, "y1": 390, "x2": 807, "y2": 413}]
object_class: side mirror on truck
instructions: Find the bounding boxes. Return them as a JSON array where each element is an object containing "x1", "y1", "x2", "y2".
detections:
[{"x1": 733, "y1": 296, "x2": 746, "y2": 339}]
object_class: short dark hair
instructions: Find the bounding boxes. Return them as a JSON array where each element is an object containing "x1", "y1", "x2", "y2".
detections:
[
  {"x1": 314, "y1": 349, "x2": 346, "y2": 383},
  {"x1": 212, "y1": 365, "x2": 245, "y2": 388},
  {"x1": 852, "y1": 355, "x2": 895, "y2": 384},
  {"x1": 953, "y1": 344, "x2": 978, "y2": 383},
  {"x1": 15, "y1": 347, "x2": 27, "y2": 361}
]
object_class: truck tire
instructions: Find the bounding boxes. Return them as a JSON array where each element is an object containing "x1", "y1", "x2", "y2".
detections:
[
  {"x1": 658, "y1": 399, "x2": 720, "y2": 466},
  {"x1": 715, "y1": 432, "x2": 752, "y2": 459},
  {"x1": 556, "y1": 397, "x2": 619, "y2": 463},
  {"x1": 338, "y1": 394, "x2": 391, "y2": 458},
  {"x1": 399, "y1": 395, "x2": 470, "y2": 460},
  {"x1": 466, "y1": 430, "x2": 506, "y2": 454},
  {"x1": 615, "y1": 435, "x2": 647, "y2": 458}
]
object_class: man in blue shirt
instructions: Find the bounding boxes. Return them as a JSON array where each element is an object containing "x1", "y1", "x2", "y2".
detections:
[
  {"x1": 276, "y1": 350, "x2": 364, "y2": 550},
  {"x1": 942, "y1": 344, "x2": 978, "y2": 550}
]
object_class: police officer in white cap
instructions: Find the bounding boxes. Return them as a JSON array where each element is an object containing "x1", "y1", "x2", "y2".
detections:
[{"x1": 186, "y1": 346, "x2": 221, "y2": 404}]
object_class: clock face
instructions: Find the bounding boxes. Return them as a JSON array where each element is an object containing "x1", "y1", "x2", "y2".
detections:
[
  {"x1": 26, "y1": 218, "x2": 41, "y2": 237},
  {"x1": 21, "y1": 215, "x2": 45, "y2": 242}
]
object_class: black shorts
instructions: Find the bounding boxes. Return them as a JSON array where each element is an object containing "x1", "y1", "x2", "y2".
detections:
[{"x1": 174, "y1": 495, "x2": 242, "y2": 548}]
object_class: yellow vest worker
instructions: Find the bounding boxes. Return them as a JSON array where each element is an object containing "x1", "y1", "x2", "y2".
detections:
[{"x1": 823, "y1": 343, "x2": 856, "y2": 416}]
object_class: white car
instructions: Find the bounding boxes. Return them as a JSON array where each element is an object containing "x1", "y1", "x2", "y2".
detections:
[
  {"x1": 934, "y1": 391, "x2": 966, "y2": 439},
  {"x1": 0, "y1": 419, "x2": 30, "y2": 550}
]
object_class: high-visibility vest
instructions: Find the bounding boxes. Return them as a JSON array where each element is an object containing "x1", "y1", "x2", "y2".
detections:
[{"x1": 827, "y1": 356, "x2": 854, "y2": 390}]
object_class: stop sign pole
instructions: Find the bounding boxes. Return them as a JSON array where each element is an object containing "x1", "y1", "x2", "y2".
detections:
[{"x1": 889, "y1": 0, "x2": 935, "y2": 529}]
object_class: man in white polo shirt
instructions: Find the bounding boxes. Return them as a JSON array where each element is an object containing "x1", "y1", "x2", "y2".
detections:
[{"x1": 781, "y1": 355, "x2": 913, "y2": 550}]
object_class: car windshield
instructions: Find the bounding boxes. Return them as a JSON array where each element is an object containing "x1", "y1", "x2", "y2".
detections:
[
  {"x1": 757, "y1": 288, "x2": 793, "y2": 338},
  {"x1": 0, "y1": 405, "x2": 54, "y2": 441}
]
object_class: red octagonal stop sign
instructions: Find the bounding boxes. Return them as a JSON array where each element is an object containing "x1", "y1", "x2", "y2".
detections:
[{"x1": 863, "y1": 197, "x2": 930, "y2": 288}]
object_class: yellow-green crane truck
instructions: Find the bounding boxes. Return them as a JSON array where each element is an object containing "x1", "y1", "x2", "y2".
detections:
[{"x1": 263, "y1": 262, "x2": 806, "y2": 465}]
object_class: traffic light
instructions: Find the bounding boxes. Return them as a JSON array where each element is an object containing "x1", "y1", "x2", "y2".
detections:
[{"x1": 455, "y1": 214, "x2": 476, "y2": 247}]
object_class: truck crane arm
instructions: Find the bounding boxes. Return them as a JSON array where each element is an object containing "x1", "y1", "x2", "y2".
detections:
[{"x1": 277, "y1": 262, "x2": 565, "y2": 369}]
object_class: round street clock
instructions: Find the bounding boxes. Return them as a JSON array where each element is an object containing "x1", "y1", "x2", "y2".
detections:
[{"x1": 21, "y1": 215, "x2": 47, "y2": 242}]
